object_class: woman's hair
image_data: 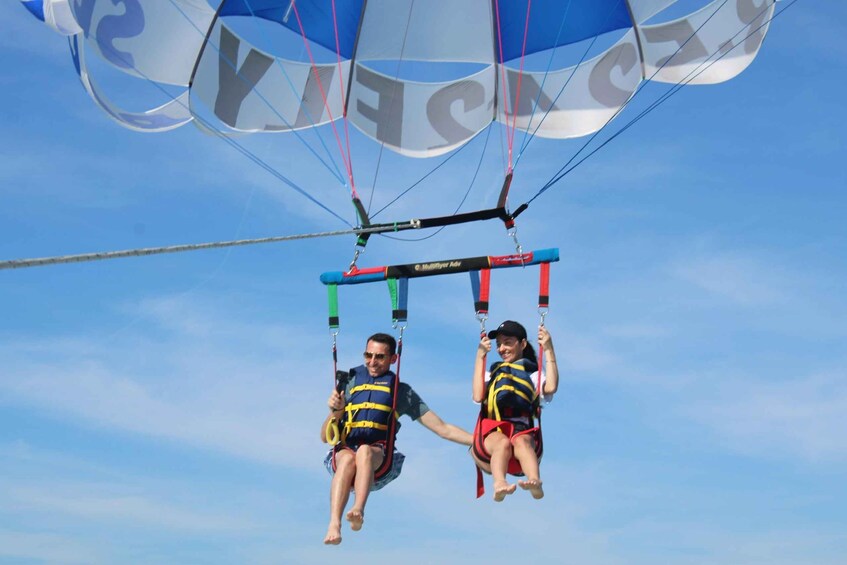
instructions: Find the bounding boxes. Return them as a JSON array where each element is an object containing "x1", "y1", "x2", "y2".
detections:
[{"x1": 522, "y1": 340, "x2": 538, "y2": 364}]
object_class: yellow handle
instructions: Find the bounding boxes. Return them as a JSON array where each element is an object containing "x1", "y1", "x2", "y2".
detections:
[{"x1": 326, "y1": 418, "x2": 340, "y2": 445}]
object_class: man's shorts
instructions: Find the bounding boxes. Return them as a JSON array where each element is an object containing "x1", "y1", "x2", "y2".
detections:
[{"x1": 323, "y1": 445, "x2": 406, "y2": 492}]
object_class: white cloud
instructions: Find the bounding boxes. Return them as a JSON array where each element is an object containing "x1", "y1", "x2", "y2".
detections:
[
  {"x1": 0, "y1": 529, "x2": 101, "y2": 565},
  {"x1": 6, "y1": 485, "x2": 255, "y2": 533},
  {"x1": 0, "y1": 294, "x2": 331, "y2": 469},
  {"x1": 671, "y1": 253, "x2": 789, "y2": 306},
  {"x1": 601, "y1": 322, "x2": 670, "y2": 339},
  {"x1": 683, "y1": 370, "x2": 847, "y2": 462}
]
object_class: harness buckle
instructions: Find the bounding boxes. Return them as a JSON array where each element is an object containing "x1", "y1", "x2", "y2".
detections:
[{"x1": 475, "y1": 312, "x2": 488, "y2": 335}]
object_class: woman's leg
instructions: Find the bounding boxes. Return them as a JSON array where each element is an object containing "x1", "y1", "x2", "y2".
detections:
[
  {"x1": 484, "y1": 431, "x2": 517, "y2": 501},
  {"x1": 513, "y1": 434, "x2": 544, "y2": 499}
]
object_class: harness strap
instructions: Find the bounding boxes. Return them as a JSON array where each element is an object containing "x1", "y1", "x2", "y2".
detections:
[
  {"x1": 371, "y1": 368, "x2": 399, "y2": 481},
  {"x1": 326, "y1": 284, "x2": 342, "y2": 445},
  {"x1": 346, "y1": 401, "x2": 393, "y2": 413},
  {"x1": 350, "y1": 383, "x2": 391, "y2": 394},
  {"x1": 388, "y1": 277, "x2": 409, "y2": 326},
  {"x1": 346, "y1": 421, "x2": 389, "y2": 431}
]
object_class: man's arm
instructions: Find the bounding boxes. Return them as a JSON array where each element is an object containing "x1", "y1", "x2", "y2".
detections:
[{"x1": 417, "y1": 411, "x2": 473, "y2": 446}]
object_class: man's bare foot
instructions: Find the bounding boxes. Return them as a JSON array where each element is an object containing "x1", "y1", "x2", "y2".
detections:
[
  {"x1": 323, "y1": 523, "x2": 342, "y2": 545},
  {"x1": 346, "y1": 509, "x2": 364, "y2": 531},
  {"x1": 493, "y1": 481, "x2": 516, "y2": 502},
  {"x1": 518, "y1": 478, "x2": 544, "y2": 499}
]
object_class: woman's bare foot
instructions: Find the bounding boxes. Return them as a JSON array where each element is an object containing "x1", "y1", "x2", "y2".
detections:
[
  {"x1": 323, "y1": 523, "x2": 342, "y2": 545},
  {"x1": 518, "y1": 478, "x2": 544, "y2": 499},
  {"x1": 493, "y1": 481, "x2": 516, "y2": 502},
  {"x1": 346, "y1": 509, "x2": 364, "y2": 531}
]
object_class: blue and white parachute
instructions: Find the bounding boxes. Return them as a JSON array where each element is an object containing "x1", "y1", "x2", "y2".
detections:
[{"x1": 19, "y1": 0, "x2": 775, "y2": 149}]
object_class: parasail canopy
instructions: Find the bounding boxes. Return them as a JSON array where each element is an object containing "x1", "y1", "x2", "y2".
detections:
[{"x1": 18, "y1": 0, "x2": 778, "y2": 246}]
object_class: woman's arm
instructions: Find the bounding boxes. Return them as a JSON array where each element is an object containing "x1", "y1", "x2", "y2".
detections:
[
  {"x1": 472, "y1": 336, "x2": 491, "y2": 403},
  {"x1": 538, "y1": 326, "x2": 559, "y2": 395}
]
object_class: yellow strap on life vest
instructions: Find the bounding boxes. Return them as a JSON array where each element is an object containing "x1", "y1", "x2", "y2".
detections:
[
  {"x1": 346, "y1": 421, "x2": 389, "y2": 431},
  {"x1": 349, "y1": 383, "x2": 391, "y2": 394},
  {"x1": 347, "y1": 401, "x2": 393, "y2": 413},
  {"x1": 486, "y1": 373, "x2": 538, "y2": 420}
]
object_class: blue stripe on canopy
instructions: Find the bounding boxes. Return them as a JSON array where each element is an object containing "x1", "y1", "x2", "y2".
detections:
[
  {"x1": 497, "y1": 0, "x2": 634, "y2": 62},
  {"x1": 220, "y1": 0, "x2": 632, "y2": 62},
  {"x1": 219, "y1": 0, "x2": 364, "y2": 59},
  {"x1": 20, "y1": 0, "x2": 46, "y2": 21}
]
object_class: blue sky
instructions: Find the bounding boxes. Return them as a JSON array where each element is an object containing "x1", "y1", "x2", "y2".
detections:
[{"x1": 2, "y1": 1, "x2": 846, "y2": 564}]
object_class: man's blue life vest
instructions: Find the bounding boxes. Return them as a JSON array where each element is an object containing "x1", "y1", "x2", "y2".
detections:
[
  {"x1": 341, "y1": 365, "x2": 399, "y2": 447},
  {"x1": 485, "y1": 359, "x2": 539, "y2": 421}
]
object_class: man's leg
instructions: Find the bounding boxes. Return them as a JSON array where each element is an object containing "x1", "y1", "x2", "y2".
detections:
[
  {"x1": 324, "y1": 449, "x2": 356, "y2": 545},
  {"x1": 484, "y1": 432, "x2": 516, "y2": 501},
  {"x1": 346, "y1": 445, "x2": 384, "y2": 531}
]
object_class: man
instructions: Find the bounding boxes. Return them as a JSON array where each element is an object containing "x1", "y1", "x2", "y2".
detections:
[{"x1": 320, "y1": 332, "x2": 472, "y2": 545}]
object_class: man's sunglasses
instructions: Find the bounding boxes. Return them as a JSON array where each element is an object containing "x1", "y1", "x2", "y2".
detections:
[{"x1": 363, "y1": 352, "x2": 388, "y2": 361}]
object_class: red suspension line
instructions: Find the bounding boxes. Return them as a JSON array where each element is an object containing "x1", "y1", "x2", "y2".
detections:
[
  {"x1": 290, "y1": 0, "x2": 357, "y2": 196},
  {"x1": 330, "y1": 0, "x2": 355, "y2": 187},
  {"x1": 493, "y1": 0, "x2": 512, "y2": 176},
  {"x1": 493, "y1": 0, "x2": 532, "y2": 175},
  {"x1": 509, "y1": 0, "x2": 533, "y2": 162}
]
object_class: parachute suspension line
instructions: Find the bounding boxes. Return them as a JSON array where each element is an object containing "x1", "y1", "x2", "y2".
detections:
[
  {"x1": 201, "y1": 114, "x2": 349, "y2": 224},
  {"x1": 492, "y1": 0, "x2": 512, "y2": 175},
  {"x1": 493, "y1": 0, "x2": 533, "y2": 174},
  {"x1": 489, "y1": 0, "x2": 532, "y2": 236},
  {"x1": 528, "y1": 0, "x2": 778, "y2": 204},
  {"x1": 582, "y1": 0, "x2": 792, "y2": 169},
  {"x1": 533, "y1": 0, "x2": 732, "y2": 196},
  {"x1": 330, "y1": 0, "x2": 356, "y2": 187},
  {"x1": 289, "y1": 0, "x2": 356, "y2": 195},
  {"x1": 514, "y1": 0, "x2": 619, "y2": 167},
  {"x1": 372, "y1": 118, "x2": 492, "y2": 220},
  {"x1": 507, "y1": 0, "x2": 533, "y2": 167},
  {"x1": 365, "y1": 0, "x2": 416, "y2": 218},
  {"x1": 378, "y1": 126, "x2": 494, "y2": 242},
  {"x1": 514, "y1": 0, "x2": 576, "y2": 165},
  {"x1": 89, "y1": 1, "x2": 349, "y2": 206},
  {"x1": 512, "y1": 0, "x2": 749, "y2": 215},
  {"x1": 344, "y1": 0, "x2": 410, "y2": 260},
  {"x1": 231, "y1": 0, "x2": 347, "y2": 185},
  {"x1": 184, "y1": 1, "x2": 347, "y2": 185}
]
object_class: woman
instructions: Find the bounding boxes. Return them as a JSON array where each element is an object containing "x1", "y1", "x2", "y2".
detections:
[{"x1": 472, "y1": 320, "x2": 559, "y2": 501}]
